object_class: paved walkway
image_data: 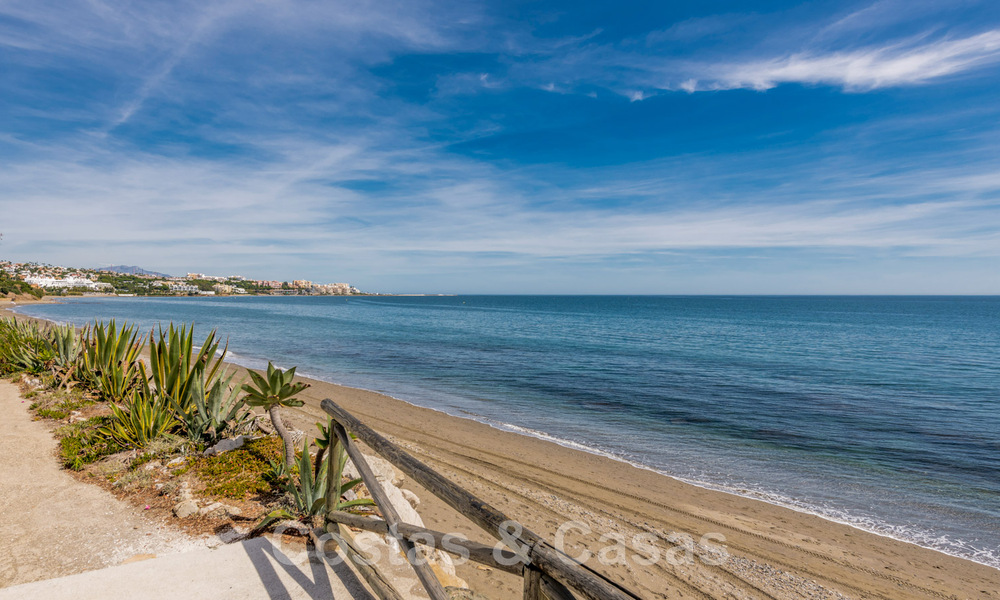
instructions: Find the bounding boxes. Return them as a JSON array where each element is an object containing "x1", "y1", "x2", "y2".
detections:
[
  {"x1": 0, "y1": 538, "x2": 374, "y2": 600},
  {"x1": 0, "y1": 380, "x2": 208, "y2": 587}
]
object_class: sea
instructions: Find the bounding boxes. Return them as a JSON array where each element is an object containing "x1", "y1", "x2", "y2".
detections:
[{"x1": 14, "y1": 295, "x2": 1000, "y2": 569}]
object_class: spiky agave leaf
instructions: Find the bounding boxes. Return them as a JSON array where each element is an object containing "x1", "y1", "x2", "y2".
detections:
[{"x1": 98, "y1": 392, "x2": 178, "y2": 449}]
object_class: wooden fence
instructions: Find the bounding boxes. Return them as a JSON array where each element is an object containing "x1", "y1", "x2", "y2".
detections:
[{"x1": 311, "y1": 398, "x2": 644, "y2": 600}]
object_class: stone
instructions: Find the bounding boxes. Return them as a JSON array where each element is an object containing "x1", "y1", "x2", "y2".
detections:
[
  {"x1": 166, "y1": 456, "x2": 187, "y2": 467},
  {"x1": 173, "y1": 500, "x2": 198, "y2": 519},
  {"x1": 198, "y1": 502, "x2": 226, "y2": 517},
  {"x1": 343, "y1": 453, "x2": 404, "y2": 486},
  {"x1": 202, "y1": 435, "x2": 247, "y2": 457},
  {"x1": 400, "y1": 488, "x2": 420, "y2": 508}
]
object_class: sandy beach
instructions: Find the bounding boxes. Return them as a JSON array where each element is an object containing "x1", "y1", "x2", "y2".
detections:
[
  {"x1": 2, "y1": 304, "x2": 998, "y2": 599},
  {"x1": 275, "y1": 372, "x2": 1000, "y2": 600}
]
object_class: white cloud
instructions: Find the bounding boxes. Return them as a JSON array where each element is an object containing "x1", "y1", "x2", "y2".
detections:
[{"x1": 702, "y1": 30, "x2": 1000, "y2": 91}]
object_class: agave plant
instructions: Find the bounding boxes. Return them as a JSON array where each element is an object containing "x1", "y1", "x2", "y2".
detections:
[
  {"x1": 322, "y1": 424, "x2": 376, "y2": 514},
  {"x1": 182, "y1": 370, "x2": 251, "y2": 444},
  {"x1": 80, "y1": 320, "x2": 145, "y2": 402},
  {"x1": 0, "y1": 318, "x2": 54, "y2": 375},
  {"x1": 145, "y1": 324, "x2": 247, "y2": 443},
  {"x1": 49, "y1": 323, "x2": 82, "y2": 389},
  {"x1": 242, "y1": 362, "x2": 310, "y2": 468},
  {"x1": 98, "y1": 392, "x2": 178, "y2": 449},
  {"x1": 255, "y1": 433, "x2": 373, "y2": 532},
  {"x1": 146, "y1": 324, "x2": 226, "y2": 412},
  {"x1": 289, "y1": 436, "x2": 328, "y2": 517}
]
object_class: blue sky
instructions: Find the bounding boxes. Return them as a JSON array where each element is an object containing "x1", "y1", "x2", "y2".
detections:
[{"x1": 2, "y1": 0, "x2": 999, "y2": 293}]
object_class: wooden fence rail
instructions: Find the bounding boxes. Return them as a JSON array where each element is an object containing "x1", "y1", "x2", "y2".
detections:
[{"x1": 318, "y1": 398, "x2": 643, "y2": 600}]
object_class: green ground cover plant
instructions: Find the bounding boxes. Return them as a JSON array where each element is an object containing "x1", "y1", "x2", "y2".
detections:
[{"x1": 193, "y1": 436, "x2": 285, "y2": 499}]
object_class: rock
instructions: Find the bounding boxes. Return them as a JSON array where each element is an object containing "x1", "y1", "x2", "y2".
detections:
[
  {"x1": 198, "y1": 502, "x2": 226, "y2": 517},
  {"x1": 202, "y1": 435, "x2": 247, "y2": 457},
  {"x1": 195, "y1": 502, "x2": 241, "y2": 518},
  {"x1": 430, "y1": 560, "x2": 467, "y2": 589},
  {"x1": 143, "y1": 461, "x2": 162, "y2": 471},
  {"x1": 343, "y1": 453, "x2": 404, "y2": 486},
  {"x1": 166, "y1": 456, "x2": 187, "y2": 467},
  {"x1": 173, "y1": 500, "x2": 198, "y2": 518},
  {"x1": 400, "y1": 488, "x2": 420, "y2": 508},
  {"x1": 380, "y1": 479, "x2": 422, "y2": 529}
]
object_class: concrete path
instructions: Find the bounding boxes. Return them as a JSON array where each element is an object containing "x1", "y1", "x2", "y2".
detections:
[
  {"x1": 0, "y1": 538, "x2": 374, "y2": 600},
  {"x1": 0, "y1": 380, "x2": 206, "y2": 588}
]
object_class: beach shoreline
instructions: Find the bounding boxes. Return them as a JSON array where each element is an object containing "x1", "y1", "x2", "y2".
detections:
[{"x1": 3, "y1": 304, "x2": 997, "y2": 599}]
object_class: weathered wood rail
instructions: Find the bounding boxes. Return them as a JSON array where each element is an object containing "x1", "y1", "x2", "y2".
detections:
[{"x1": 315, "y1": 398, "x2": 644, "y2": 600}]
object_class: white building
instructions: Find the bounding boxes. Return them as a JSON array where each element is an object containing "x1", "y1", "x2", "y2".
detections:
[{"x1": 24, "y1": 276, "x2": 108, "y2": 290}]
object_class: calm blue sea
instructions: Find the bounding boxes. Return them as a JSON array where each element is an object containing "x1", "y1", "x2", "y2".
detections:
[{"x1": 16, "y1": 295, "x2": 1000, "y2": 568}]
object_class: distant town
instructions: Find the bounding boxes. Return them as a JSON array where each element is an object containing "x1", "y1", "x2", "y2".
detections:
[{"x1": 0, "y1": 260, "x2": 365, "y2": 298}]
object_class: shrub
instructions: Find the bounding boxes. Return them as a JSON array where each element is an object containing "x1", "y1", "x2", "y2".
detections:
[{"x1": 255, "y1": 423, "x2": 374, "y2": 532}]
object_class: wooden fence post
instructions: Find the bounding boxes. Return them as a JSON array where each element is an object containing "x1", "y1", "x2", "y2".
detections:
[
  {"x1": 524, "y1": 566, "x2": 543, "y2": 600},
  {"x1": 331, "y1": 421, "x2": 450, "y2": 600}
]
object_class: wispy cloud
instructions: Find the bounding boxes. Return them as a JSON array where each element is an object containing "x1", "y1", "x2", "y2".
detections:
[
  {"x1": 697, "y1": 29, "x2": 1000, "y2": 91},
  {"x1": 493, "y1": 6, "x2": 1000, "y2": 97},
  {"x1": 2, "y1": 1, "x2": 1000, "y2": 292},
  {"x1": 108, "y1": 4, "x2": 237, "y2": 129}
]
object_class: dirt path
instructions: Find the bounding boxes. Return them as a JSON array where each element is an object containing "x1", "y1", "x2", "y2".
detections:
[{"x1": 0, "y1": 380, "x2": 206, "y2": 588}]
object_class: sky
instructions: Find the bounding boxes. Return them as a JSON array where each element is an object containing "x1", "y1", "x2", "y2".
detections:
[{"x1": 2, "y1": 0, "x2": 1000, "y2": 294}]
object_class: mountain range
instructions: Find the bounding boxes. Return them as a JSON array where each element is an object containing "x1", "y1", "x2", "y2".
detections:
[{"x1": 98, "y1": 265, "x2": 173, "y2": 278}]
